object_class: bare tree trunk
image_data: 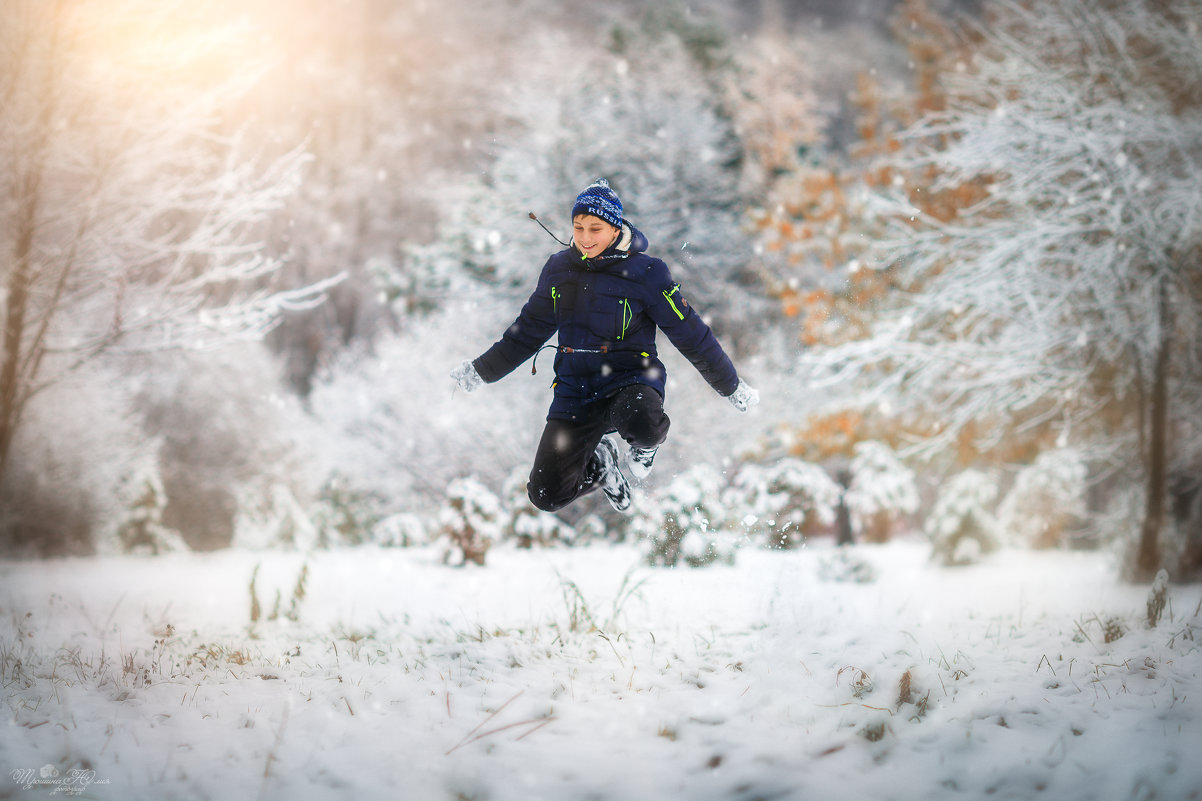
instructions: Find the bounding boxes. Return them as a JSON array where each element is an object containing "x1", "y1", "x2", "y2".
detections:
[
  {"x1": 1135, "y1": 280, "x2": 1171, "y2": 581},
  {"x1": 835, "y1": 467, "x2": 855, "y2": 546},
  {"x1": 0, "y1": 177, "x2": 40, "y2": 482},
  {"x1": 0, "y1": 1, "x2": 61, "y2": 487}
]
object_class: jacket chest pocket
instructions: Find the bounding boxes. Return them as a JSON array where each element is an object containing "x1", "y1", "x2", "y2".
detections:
[
  {"x1": 559, "y1": 275, "x2": 641, "y2": 341},
  {"x1": 586, "y1": 291, "x2": 641, "y2": 341},
  {"x1": 552, "y1": 283, "x2": 579, "y2": 325}
]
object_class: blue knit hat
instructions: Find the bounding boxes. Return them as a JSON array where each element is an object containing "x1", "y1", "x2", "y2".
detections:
[{"x1": 571, "y1": 178, "x2": 623, "y2": 229}]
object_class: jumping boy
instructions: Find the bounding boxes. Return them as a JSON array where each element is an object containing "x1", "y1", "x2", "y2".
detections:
[{"x1": 451, "y1": 178, "x2": 758, "y2": 512}]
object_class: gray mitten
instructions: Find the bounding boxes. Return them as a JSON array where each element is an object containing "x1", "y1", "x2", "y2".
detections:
[
  {"x1": 727, "y1": 379, "x2": 760, "y2": 413},
  {"x1": 450, "y1": 360, "x2": 484, "y2": 393}
]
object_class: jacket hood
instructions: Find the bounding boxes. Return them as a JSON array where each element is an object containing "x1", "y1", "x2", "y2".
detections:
[{"x1": 618, "y1": 221, "x2": 649, "y2": 254}]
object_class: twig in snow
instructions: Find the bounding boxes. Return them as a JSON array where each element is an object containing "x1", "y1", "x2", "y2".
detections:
[
  {"x1": 515, "y1": 718, "x2": 555, "y2": 741},
  {"x1": 446, "y1": 715, "x2": 557, "y2": 753},
  {"x1": 816, "y1": 701, "x2": 895, "y2": 716},
  {"x1": 446, "y1": 690, "x2": 524, "y2": 755}
]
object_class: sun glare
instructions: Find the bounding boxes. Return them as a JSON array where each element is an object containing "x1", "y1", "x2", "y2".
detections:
[{"x1": 54, "y1": 1, "x2": 273, "y2": 133}]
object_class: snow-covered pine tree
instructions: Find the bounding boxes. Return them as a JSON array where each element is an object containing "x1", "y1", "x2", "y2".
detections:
[
  {"x1": 845, "y1": 441, "x2": 919, "y2": 542},
  {"x1": 370, "y1": 513, "x2": 427, "y2": 549},
  {"x1": 114, "y1": 466, "x2": 187, "y2": 556},
  {"x1": 998, "y1": 449, "x2": 1087, "y2": 549},
  {"x1": 635, "y1": 464, "x2": 737, "y2": 568},
  {"x1": 309, "y1": 475, "x2": 385, "y2": 547},
  {"x1": 726, "y1": 458, "x2": 841, "y2": 548},
  {"x1": 438, "y1": 478, "x2": 502, "y2": 567},
  {"x1": 926, "y1": 470, "x2": 1001, "y2": 566}
]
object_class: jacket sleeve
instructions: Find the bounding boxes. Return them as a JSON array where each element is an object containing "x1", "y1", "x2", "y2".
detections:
[
  {"x1": 472, "y1": 260, "x2": 558, "y2": 383},
  {"x1": 644, "y1": 260, "x2": 740, "y2": 397}
]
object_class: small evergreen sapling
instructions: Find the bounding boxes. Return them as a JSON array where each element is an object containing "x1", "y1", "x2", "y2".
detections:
[
  {"x1": 234, "y1": 484, "x2": 319, "y2": 550},
  {"x1": 371, "y1": 513, "x2": 426, "y2": 547},
  {"x1": 844, "y1": 441, "x2": 919, "y2": 543},
  {"x1": 998, "y1": 449, "x2": 1087, "y2": 549},
  {"x1": 115, "y1": 470, "x2": 188, "y2": 555},
  {"x1": 438, "y1": 478, "x2": 502, "y2": 566},
  {"x1": 726, "y1": 458, "x2": 840, "y2": 548},
  {"x1": 926, "y1": 470, "x2": 1001, "y2": 566},
  {"x1": 311, "y1": 475, "x2": 384, "y2": 546},
  {"x1": 635, "y1": 465, "x2": 736, "y2": 568}
]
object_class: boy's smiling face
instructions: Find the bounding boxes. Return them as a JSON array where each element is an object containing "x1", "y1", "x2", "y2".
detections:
[{"x1": 572, "y1": 214, "x2": 619, "y2": 258}]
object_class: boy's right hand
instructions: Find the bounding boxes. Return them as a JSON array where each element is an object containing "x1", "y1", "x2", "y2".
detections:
[{"x1": 451, "y1": 360, "x2": 484, "y2": 393}]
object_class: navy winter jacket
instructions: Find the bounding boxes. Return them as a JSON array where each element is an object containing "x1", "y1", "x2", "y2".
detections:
[{"x1": 473, "y1": 223, "x2": 739, "y2": 422}]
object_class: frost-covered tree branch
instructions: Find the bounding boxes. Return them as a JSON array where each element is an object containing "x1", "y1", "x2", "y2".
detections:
[
  {"x1": 0, "y1": 0, "x2": 342, "y2": 481},
  {"x1": 805, "y1": 0, "x2": 1202, "y2": 468}
]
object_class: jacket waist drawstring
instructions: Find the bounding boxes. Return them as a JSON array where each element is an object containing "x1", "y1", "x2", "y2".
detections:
[{"x1": 531, "y1": 343, "x2": 649, "y2": 375}]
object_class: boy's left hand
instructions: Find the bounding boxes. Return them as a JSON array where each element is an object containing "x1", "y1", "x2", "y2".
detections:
[
  {"x1": 451, "y1": 360, "x2": 484, "y2": 393},
  {"x1": 728, "y1": 379, "x2": 759, "y2": 412}
]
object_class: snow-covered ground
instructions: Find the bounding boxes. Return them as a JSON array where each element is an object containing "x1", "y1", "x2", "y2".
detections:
[{"x1": 2, "y1": 539, "x2": 1200, "y2": 801}]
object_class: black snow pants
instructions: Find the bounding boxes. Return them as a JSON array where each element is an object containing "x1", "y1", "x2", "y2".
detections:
[{"x1": 527, "y1": 385, "x2": 670, "y2": 512}]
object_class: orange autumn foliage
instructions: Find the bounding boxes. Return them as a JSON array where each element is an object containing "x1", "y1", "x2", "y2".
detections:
[{"x1": 749, "y1": 0, "x2": 1032, "y2": 472}]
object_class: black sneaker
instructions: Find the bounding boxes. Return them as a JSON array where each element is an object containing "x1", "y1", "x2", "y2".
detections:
[
  {"x1": 592, "y1": 437, "x2": 632, "y2": 512},
  {"x1": 628, "y1": 446, "x2": 658, "y2": 481}
]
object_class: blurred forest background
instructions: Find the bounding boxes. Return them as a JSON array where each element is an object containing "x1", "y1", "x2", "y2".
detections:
[{"x1": 2, "y1": 0, "x2": 1200, "y2": 581}]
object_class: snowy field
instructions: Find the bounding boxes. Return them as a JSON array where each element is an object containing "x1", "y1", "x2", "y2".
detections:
[{"x1": 2, "y1": 540, "x2": 1200, "y2": 801}]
